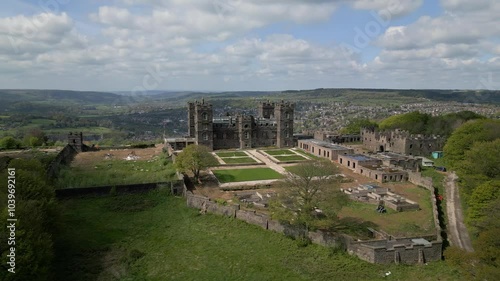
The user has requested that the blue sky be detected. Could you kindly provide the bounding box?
[0,0,498,91]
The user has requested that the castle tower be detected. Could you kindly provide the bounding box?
[275,101,294,148]
[238,115,254,149]
[193,99,213,150]
[187,102,196,137]
[68,132,84,152]
[258,101,275,118]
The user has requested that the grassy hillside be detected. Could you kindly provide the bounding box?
[54,190,461,281]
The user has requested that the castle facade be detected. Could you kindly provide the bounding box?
[361,128,445,156]
[187,100,294,150]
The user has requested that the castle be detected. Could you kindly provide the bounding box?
[361,128,445,156]
[187,99,294,150]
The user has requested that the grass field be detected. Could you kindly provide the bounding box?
[56,148,176,188]
[338,186,435,237]
[274,155,307,161]
[216,151,248,157]
[53,190,460,281]
[264,149,295,156]
[213,168,283,183]
[221,157,258,164]
[294,149,320,159]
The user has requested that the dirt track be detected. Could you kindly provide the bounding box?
[445,172,474,252]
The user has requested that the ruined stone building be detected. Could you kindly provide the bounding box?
[187,100,294,150]
[361,128,445,156]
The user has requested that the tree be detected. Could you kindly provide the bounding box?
[270,160,348,232]
[0,136,21,150]
[174,144,218,183]
[340,118,378,134]
[444,119,500,167]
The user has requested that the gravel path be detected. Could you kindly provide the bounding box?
[445,172,474,252]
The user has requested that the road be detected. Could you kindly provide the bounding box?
[445,172,474,252]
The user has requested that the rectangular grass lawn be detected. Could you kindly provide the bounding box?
[216,151,248,157]
[274,155,307,161]
[264,149,295,156]
[213,168,283,183]
[221,157,257,164]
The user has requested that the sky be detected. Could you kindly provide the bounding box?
[0,0,499,92]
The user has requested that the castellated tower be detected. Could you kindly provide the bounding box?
[275,101,294,148]
[190,99,214,150]
[258,101,275,118]
[238,115,254,149]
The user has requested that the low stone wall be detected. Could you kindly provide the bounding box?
[185,192,339,247]
[46,144,78,179]
[347,238,442,264]
[56,181,184,198]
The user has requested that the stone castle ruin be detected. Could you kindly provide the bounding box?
[361,128,445,156]
[187,99,294,150]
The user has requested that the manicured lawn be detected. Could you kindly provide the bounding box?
[338,186,435,237]
[213,168,283,183]
[222,157,258,164]
[216,151,248,157]
[274,155,307,161]
[294,149,320,159]
[53,190,460,281]
[264,149,295,156]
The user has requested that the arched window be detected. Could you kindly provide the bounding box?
[202,133,208,141]
[202,112,208,121]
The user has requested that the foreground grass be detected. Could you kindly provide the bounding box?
[213,168,283,183]
[54,190,460,281]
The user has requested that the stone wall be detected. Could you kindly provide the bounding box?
[408,171,433,190]
[55,181,184,198]
[347,238,442,264]
[46,144,78,179]
[185,192,339,247]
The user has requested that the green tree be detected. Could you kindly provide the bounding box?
[270,160,348,232]
[466,180,500,234]
[340,118,378,134]
[0,136,21,150]
[174,144,218,183]
[0,158,58,281]
[443,119,500,167]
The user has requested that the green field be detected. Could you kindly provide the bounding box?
[338,187,435,237]
[294,149,320,159]
[222,157,258,164]
[274,155,307,161]
[216,151,248,157]
[56,156,176,188]
[53,190,460,281]
[213,168,283,183]
[264,149,295,156]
